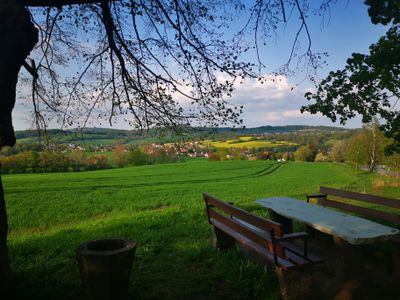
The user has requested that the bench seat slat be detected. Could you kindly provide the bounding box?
[212,218,311,267]
[208,209,276,252]
[234,218,320,265]
[210,219,295,269]
[279,241,323,264]
[283,250,310,266]
[320,186,400,209]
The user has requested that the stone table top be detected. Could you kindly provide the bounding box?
[256,197,400,245]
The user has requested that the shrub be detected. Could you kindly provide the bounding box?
[294,146,315,162]
[208,152,221,161]
[129,148,151,166]
[314,152,330,162]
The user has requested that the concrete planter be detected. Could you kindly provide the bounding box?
[76,238,137,300]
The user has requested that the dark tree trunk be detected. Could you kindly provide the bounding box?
[0,0,38,297]
[0,169,11,299]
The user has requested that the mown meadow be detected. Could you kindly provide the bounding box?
[3,160,399,299]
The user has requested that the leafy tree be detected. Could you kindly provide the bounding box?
[314,152,330,162]
[112,144,129,168]
[329,140,347,163]
[345,133,368,171]
[216,148,229,161]
[302,0,400,154]
[129,148,150,166]
[86,154,110,170]
[384,151,400,168]
[344,120,387,172]
[362,120,388,172]
[70,149,87,171]
[383,152,400,181]
[282,151,294,161]
[207,152,221,161]
[293,145,314,162]
[40,150,71,172]
[256,150,272,160]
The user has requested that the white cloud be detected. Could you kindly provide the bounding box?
[231,75,294,103]
[223,74,362,128]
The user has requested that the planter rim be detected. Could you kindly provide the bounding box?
[77,237,137,256]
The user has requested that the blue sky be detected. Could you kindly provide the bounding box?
[14,1,388,130]
[225,0,389,129]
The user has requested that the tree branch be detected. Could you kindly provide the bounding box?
[23,0,115,7]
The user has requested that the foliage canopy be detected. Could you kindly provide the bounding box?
[302,0,400,153]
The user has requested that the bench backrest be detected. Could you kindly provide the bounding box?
[317,186,400,224]
[203,193,285,261]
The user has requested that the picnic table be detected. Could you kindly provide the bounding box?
[255,197,399,245]
[256,197,400,296]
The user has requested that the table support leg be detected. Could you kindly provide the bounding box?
[268,209,293,233]
[333,236,364,299]
[391,240,400,281]
[275,265,315,300]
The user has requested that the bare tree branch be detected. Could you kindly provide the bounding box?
[23,0,115,7]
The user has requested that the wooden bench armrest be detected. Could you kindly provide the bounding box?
[278,232,309,260]
[206,202,234,208]
[306,194,326,202]
[278,232,309,242]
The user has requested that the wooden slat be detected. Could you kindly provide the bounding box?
[203,193,283,235]
[209,210,275,252]
[278,232,309,242]
[234,218,312,266]
[210,219,295,269]
[320,186,400,208]
[279,241,323,264]
[320,198,400,224]
[232,217,286,258]
[283,250,309,266]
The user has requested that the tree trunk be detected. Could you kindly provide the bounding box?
[0,169,11,299]
[0,1,38,297]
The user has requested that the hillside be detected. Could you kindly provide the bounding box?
[14,125,355,146]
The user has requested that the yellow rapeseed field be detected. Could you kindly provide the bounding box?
[203,136,297,148]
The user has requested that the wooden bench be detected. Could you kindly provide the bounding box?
[306,186,400,225]
[307,186,400,279]
[203,193,322,300]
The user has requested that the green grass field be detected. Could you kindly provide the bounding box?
[2,160,399,299]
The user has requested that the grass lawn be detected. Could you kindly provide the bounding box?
[2,160,399,299]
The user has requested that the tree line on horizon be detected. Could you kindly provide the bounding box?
[0,144,179,175]
[2,120,399,175]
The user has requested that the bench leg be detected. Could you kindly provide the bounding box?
[213,227,235,251]
[275,266,315,300]
[268,209,293,233]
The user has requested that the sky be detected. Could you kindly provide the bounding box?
[13,1,389,131]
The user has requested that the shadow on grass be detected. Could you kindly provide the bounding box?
[9,207,280,300]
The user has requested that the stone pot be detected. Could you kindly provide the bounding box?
[76,238,137,300]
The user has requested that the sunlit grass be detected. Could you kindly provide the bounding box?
[3,160,397,299]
